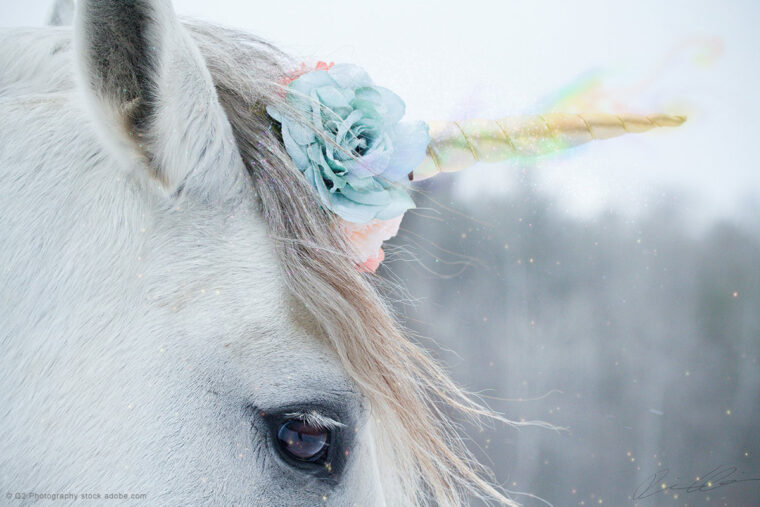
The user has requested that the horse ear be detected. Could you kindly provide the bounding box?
[74,0,244,197]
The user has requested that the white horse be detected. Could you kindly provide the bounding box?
[0,0,509,505]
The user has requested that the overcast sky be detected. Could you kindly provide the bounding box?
[3,0,759,224]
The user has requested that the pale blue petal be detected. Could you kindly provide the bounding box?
[289,69,335,96]
[345,172,384,193]
[307,143,346,192]
[265,105,284,123]
[336,109,364,146]
[333,185,415,223]
[328,63,373,89]
[330,197,380,223]
[304,164,332,206]
[316,86,352,112]
[374,186,416,220]
[382,121,430,181]
[340,183,392,206]
[353,87,405,125]
[281,124,310,169]
[309,90,323,130]
[286,120,316,146]
[343,136,392,177]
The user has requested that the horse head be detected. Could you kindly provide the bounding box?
[0,1,684,505]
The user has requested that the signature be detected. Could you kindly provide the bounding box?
[633,465,760,500]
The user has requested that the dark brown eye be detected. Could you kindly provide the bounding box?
[277,420,329,462]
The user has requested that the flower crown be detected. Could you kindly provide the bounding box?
[267,62,685,273]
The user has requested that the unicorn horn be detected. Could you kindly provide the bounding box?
[411,113,686,181]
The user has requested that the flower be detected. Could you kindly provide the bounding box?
[341,215,403,272]
[267,63,429,224]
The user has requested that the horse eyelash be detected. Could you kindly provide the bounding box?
[283,410,346,430]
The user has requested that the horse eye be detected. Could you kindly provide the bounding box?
[276,420,329,462]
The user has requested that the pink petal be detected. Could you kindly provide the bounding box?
[357,248,385,273]
[341,215,403,262]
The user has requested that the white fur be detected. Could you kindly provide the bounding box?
[0,4,387,505]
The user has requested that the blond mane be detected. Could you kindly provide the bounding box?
[186,22,519,506]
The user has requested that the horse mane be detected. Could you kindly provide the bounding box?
[185,22,516,506]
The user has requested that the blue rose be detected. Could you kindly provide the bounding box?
[267,64,429,224]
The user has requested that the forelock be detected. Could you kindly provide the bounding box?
[186,21,515,506]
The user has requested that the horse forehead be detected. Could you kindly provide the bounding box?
[153,204,282,291]
[151,206,342,358]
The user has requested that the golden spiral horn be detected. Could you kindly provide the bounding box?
[411,113,686,181]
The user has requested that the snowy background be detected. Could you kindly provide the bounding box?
[3,1,759,505]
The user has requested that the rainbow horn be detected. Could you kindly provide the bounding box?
[411,113,686,181]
